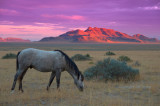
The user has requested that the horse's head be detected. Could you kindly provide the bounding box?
[74,73,84,91]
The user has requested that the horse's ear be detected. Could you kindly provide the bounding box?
[78,73,84,81]
[81,74,84,81]
[77,73,80,80]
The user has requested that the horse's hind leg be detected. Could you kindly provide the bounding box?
[47,71,56,91]
[18,69,28,92]
[11,70,23,92]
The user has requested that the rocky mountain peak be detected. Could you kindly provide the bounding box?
[40,27,159,43]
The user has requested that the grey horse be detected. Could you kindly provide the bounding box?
[11,48,84,92]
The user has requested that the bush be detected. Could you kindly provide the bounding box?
[85,54,91,58]
[117,56,132,62]
[71,54,92,61]
[132,61,141,67]
[2,53,17,59]
[89,61,94,64]
[84,58,139,81]
[105,51,116,56]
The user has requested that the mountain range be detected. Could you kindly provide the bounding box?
[0,37,30,42]
[40,27,159,43]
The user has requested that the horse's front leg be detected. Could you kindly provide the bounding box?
[47,71,56,91]
[56,69,61,90]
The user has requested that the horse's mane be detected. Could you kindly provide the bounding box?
[54,50,83,79]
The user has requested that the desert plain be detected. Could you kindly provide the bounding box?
[0,42,160,106]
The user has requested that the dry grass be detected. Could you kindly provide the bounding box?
[0,43,160,106]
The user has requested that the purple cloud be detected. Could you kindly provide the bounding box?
[42,14,86,21]
[0,9,19,15]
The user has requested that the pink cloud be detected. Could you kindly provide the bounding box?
[0,8,19,15]
[0,24,66,40]
[138,3,160,11]
[68,27,87,31]
[143,6,160,10]
[42,14,85,21]
[0,21,14,24]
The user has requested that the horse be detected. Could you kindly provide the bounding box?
[11,48,84,92]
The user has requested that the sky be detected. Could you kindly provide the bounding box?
[0,0,160,41]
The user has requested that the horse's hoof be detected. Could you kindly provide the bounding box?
[57,88,60,92]
[10,90,14,94]
[19,89,24,93]
[46,87,49,91]
[21,90,24,93]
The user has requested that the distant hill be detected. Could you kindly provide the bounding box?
[0,37,30,42]
[133,34,159,42]
[40,27,159,43]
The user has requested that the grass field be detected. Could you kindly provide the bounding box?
[0,43,160,106]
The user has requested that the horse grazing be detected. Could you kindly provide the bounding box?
[11,48,84,92]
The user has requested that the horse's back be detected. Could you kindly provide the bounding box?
[18,48,66,72]
[20,48,60,57]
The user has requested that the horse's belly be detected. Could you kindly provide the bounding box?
[39,69,51,72]
[35,67,52,72]
[32,62,54,72]
[34,68,52,72]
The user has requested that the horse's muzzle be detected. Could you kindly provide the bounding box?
[79,86,83,91]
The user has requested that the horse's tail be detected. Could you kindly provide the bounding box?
[16,51,21,71]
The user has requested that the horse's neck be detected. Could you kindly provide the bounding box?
[66,68,77,80]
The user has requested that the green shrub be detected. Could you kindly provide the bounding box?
[85,54,91,58]
[117,56,132,62]
[84,58,139,81]
[132,61,141,67]
[2,53,17,59]
[71,54,92,61]
[105,51,116,56]
[89,61,94,64]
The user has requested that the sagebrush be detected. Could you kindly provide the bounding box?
[84,58,139,81]
[132,61,141,67]
[105,51,116,56]
[117,55,132,62]
[2,53,17,59]
[71,54,91,61]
